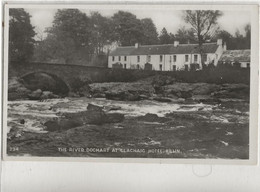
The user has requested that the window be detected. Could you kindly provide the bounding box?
[137,64,140,69]
[112,56,115,61]
[159,64,163,71]
[119,56,121,61]
[124,64,127,69]
[124,56,127,61]
[173,55,177,62]
[147,55,151,62]
[194,55,198,63]
[169,56,172,63]
[160,55,163,62]
[172,65,176,71]
[185,55,189,62]
[247,63,250,68]
[137,56,140,62]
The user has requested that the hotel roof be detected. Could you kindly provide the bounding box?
[219,49,250,62]
[109,42,219,56]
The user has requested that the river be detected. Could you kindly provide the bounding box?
[6,97,249,159]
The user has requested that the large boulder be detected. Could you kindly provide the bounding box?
[44,119,82,131]
[40,91,59,100]
[90,82,154,101]
[106,113,125,123]
[45,104,125,131]
[138,75,176,86]
[69,77,91,97]
[191,83,221,95]
[28,89,42,100]
[163,83,193,99]
[137,113,171,123]
[213,84,249,99]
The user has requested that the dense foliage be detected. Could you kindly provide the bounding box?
[9,8,35,62]
[10,9,251,65]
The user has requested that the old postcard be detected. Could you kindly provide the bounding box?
[2,3,258,164]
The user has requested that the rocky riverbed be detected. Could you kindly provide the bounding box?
[6,74,250,159]
[7,97,249,159]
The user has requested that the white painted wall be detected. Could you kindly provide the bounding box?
[108,43,225,71]
[241,62,250,68]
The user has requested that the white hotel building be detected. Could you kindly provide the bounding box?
[108,39,226,71]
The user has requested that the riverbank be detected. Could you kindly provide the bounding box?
[8,74,249,103]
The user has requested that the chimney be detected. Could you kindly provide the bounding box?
[217,39,223,46]
[174,41,179,47]
[135,43,139,48]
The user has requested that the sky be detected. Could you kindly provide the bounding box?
[25,8,251,40]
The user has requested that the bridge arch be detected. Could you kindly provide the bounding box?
[21,71,70,95]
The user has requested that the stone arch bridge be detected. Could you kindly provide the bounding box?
[9,62,112,91]
[8,62,161,93]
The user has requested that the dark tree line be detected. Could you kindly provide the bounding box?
[9,8,35,62]
[213,25,251,50]
[9,8,251,65]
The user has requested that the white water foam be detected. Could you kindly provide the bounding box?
[7,98,213,133]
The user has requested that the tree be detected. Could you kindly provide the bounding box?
[214,24,251,50]
[35,9,93,64]
[159,27,174,44]
[90,12,114,54]
[175,26,196,44]
[213,30,232,49]
[9,8,36,62]
[141,18,159,45]
[183,10,222,65]
[112,11,144,46]
[244,24,251,49]
[47,9,92,50]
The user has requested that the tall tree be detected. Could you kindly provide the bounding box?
[213,30,233,49]
[244,24,251,49]
[159,27,174,44]
[112,11,144,46]
[37,9,93,64]
[90,12,114,54]
[141,18,159,45]
[47,9,92,50]
[9,8,36,62]
[175,26,196,44]
[183,10,222,65]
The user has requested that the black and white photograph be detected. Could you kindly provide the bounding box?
[2,3,258,163]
